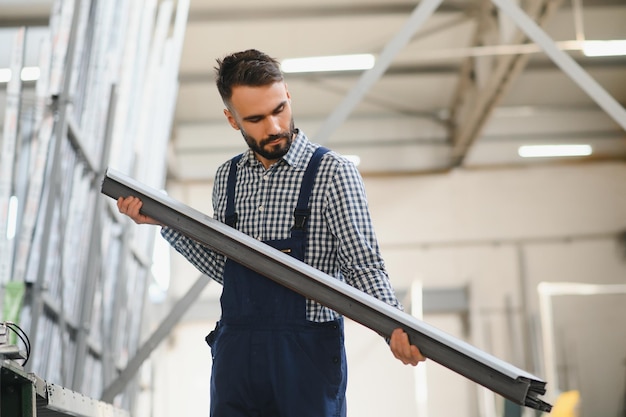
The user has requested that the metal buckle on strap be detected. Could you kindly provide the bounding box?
[292,208,310,230]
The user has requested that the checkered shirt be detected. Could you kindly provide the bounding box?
[161,130,402,322]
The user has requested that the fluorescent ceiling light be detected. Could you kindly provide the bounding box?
[582,40,626,57]
[0,66,41,83]
[0,68,10,83]
[21,66,41,81]
[518,144,592,158]
[281,54,375,73]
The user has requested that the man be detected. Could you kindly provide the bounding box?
[118,49,424,417]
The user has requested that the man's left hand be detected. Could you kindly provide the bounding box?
[390,328,426,366]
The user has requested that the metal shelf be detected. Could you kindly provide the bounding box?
[2,360,129,417]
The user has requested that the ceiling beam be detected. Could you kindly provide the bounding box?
[187,3,473,23]
[313,0,445,144]
[0,1,621,27]
[448,0,564,167]
[447,0,494,148]
[173,128,625,154]
[177,56,626,84]
[493,0,626,131]
[185,0,622,23]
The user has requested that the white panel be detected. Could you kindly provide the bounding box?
[424,315,475,417]
[344,318,418,417]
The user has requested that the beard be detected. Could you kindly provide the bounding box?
[241,119,296,161]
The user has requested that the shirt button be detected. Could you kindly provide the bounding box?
[263,175,269,181]
[258,205,264,212]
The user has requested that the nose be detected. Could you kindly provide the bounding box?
[265,115,282,135]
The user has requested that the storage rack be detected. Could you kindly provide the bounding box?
[0,0,187,412]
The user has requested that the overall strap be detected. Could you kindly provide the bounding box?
[225,153,243,227]
[292,147,330,231]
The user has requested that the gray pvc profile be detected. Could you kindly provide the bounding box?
[101,168,552,412]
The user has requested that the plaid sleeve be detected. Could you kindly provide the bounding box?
[324,159,403,311]
[161,227,226,285]
[158,161,230,285]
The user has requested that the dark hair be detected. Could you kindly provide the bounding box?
[215,49,284,105]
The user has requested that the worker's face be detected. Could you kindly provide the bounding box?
[225,82,296,168]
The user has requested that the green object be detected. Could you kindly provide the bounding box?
[3,281,26,344]
[1,362,36,417]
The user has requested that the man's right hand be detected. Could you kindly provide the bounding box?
[117,196,163,226]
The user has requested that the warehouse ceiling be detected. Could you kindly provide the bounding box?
[2,0,626,180]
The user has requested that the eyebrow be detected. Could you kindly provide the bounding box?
[242,100,287,122]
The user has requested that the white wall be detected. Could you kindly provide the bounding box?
[143,161,626,417]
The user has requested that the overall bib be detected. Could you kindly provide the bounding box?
[207,147,347,417]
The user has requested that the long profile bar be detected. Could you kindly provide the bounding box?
[101,168,552,412]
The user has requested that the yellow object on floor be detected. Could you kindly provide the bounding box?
[549,390,580,417]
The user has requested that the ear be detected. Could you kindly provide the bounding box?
[224,109,240,130]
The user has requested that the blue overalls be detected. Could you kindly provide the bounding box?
[207,147,348,417]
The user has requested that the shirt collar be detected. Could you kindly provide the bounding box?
[282,129,309,170]
[239,129,310,171]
